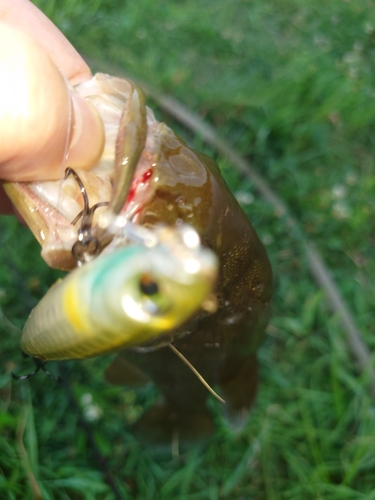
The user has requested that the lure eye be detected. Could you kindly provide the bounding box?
[138,274,171,315]
[139,274,159,296]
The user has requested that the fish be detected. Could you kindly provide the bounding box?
[4,74,273,443]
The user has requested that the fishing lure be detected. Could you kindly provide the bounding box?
[19,224,217,360]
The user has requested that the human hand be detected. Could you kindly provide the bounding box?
[0,0,105,214]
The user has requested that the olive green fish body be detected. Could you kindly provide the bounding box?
[106,126,273,441]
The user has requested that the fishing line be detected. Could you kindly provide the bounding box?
[168,344,225,404]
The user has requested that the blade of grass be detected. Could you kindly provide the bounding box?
[15,404,42,499]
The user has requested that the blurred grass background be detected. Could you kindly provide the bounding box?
[1,0,375,498]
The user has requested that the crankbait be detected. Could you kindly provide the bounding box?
[19,225,217,360]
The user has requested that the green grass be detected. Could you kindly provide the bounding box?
[1,0,375,498]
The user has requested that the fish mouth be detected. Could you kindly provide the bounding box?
[4,170,114,270]
[3,74,160,270]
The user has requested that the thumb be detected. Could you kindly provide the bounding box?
[0,23,104,182]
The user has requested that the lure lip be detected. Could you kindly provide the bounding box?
[148,224,218,283]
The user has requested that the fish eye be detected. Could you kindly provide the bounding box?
[139,274,159,296]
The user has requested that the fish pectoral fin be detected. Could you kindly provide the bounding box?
[104,353,150,387]
[133,404,214,447]
[219,354,259,432]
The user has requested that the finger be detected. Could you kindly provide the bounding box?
[0,23,104,181]
[0,0,91,84]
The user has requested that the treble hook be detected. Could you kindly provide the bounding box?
[64,168,109,264]
[11,352,61,382]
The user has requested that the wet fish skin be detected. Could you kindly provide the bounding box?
[106,126,272,442]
